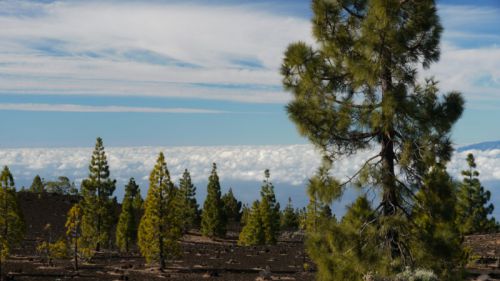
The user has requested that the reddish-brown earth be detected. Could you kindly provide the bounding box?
[4,192,499,280]
[2,192,313,280]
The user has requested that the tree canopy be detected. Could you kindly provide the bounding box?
[0,166,25,279]
[116,178,143,253]
[201,163,226,238]
[456,153,498,234]
[281,0,464,279]
[80,137,117,253]
[138,152,182,270]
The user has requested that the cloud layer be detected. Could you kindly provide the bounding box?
[0,103,224,113]
[0,2,498,108]
[3,144,500,217]
[2,144,499,190]
[0,0,311,103]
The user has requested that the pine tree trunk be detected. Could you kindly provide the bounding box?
[74,233,79,271]
[159,184,165,271]
[96,176,101,252]
[96,213,101,252]
[381,67,400,259]
[0,257,3,281]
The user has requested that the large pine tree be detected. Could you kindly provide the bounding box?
[281,0,464,279]
[456,153,498,234]
[116,178,143,253]
[0,166,25,280]
[178,169,199,232]
[138,153,182,270]
[80,137,116,253]
[201,163,226,238]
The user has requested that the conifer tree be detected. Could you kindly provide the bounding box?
[178,169,199,232]
[456,153,498,234]
[238,201,265,246]
[66,204,82,271]
[222,188,242,223]
[80,137,116,253]
[281,0,464,279]
[29,175,44,193]
[240,204,250,226]
[46,176,78,195]
[138,153,182,270]
[412,164,464,278]
[201,163,226,238]
[259,169,280,244]
[116,178,143,253]
[281,197,299,231]
[0,166,25,280]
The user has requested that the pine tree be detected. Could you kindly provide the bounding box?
[46,176,78,195]
[178,169,199,232]
[222,188,242,223]
[456,153,498,234]
[201,163,226,238]
[307,196,381,280]
[29,175,44,193]
[259,169,280,244]
[412,164,464,279]
[281,197,299,231]
[281,0,464,279]
[238,201,265,246]
[0,166,25,280]
[240,204,250,226]
[138,152,182,270]
[116,178,143,253]
[66,204,82,271]
[37,224,68,266]
[80,137,116,253]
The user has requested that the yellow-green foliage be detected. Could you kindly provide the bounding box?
[37,239,68,264]
[138,152,182,269]
[65,204,83,270]
[259,170,280,245]
[238,201,264,246]
[239,170,281,246]
[0,166,25,271]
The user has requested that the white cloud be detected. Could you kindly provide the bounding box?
[421,4,500,107]
[423,44,500,107]
[0,1,311,103]
[3,144,499,189]
[0,145,321,188]
[0,1,498,107]
[0,103,224,113]
[2,144,500,217]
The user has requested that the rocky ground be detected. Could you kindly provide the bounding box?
[4,192,499,280]
[3,233,314,281]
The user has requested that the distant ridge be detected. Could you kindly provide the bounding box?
[457,140,500,152]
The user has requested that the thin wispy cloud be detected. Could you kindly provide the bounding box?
[0,0,311,103]
[0,103,224,113]
[420,4,500,107]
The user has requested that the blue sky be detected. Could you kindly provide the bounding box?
[0,0,499,148]
[1,0,500,216]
